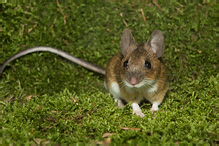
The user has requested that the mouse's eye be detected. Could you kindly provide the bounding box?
[145,61,151,69]
[123,60,128,67]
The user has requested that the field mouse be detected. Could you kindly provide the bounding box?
[0,28,168,118]
[105,28,168,117]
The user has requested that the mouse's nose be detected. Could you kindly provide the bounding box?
[130,76,138,85]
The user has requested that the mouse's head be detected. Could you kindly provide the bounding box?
[120,28,164,88]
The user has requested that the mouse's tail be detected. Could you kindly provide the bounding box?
[0,46,106,76]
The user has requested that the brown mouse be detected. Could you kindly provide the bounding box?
[0,28,168,118]
[105,28,168,117]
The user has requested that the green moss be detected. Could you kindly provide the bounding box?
[0,1,217,144]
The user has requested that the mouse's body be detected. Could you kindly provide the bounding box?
[105,29,168,117]
[0,28,168,118]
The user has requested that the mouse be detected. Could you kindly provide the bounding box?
[0,28,168,118]
[105,28,168,118]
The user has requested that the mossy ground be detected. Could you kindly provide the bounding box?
[0,1,217,144]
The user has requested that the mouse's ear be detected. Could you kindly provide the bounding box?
[121,28,136,56]
[146,30,164,58]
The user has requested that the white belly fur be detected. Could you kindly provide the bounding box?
[109,82,121,99]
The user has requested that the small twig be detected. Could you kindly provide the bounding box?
[57,0,64,16]
[120,12,128,27]
[176,2,183,8]
[197,3,203,7]
[46,117,58,123]
[50,18,57,29]
[102,133,116,138]
[33,105,40,112]
[21,24,24,36]
[72,108,101,121]
[3,95,14,102]
[63,15,67,25]
[57,0,67,25]
[145,0,149,5]
[120,127,141,131]
[152,0,162,10]
[190,35,194,42]
[140,8,147,24]
[41,125,55,132]
[123,19,128,27]
[50,18,57,36]
[28,23,38,33]
[71,97,78,105]
[51,111,58,113]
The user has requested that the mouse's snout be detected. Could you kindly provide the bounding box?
[124,71,145,87]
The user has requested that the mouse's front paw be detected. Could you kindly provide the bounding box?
[150,106,159,114]
[150,102,159,114]
[133,110,145,118]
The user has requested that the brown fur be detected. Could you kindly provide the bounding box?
[105,28,168,117]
